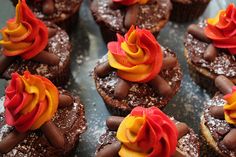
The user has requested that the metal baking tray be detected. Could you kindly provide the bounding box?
[0,0,234,156]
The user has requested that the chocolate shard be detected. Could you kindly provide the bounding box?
[209,106,224,120]
[48,27,57,38]
[176,122,189,139]
[223,128,236,150]
[41,120,65,149]
[149,75,172,97]
[162,56,177,70]
[42,0,55,15]
[124,4,139,29]
[108,0,122,9]
[31,50,60,66]
[187,24,211,43]
[172,148,185,157]
[0,130,28,154]
[59,94,73,108]
[204,44,218,62]
[0,55,14,74]
[114,78,130,100]
[95,61,114,78]
[96,141,121,157]
[215,75,234,95]
[106,116,124,131]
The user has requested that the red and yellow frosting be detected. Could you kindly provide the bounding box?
[0,0,48,60]
[108,26,163,83]
[224,86,236,125]
[4,71,59,133]
[112,0,149,5]
[117,107,178,157]
[204,3,236,55]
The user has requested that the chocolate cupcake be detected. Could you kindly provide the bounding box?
[184,4,236,94]
[170,0,210,22]
[94,26,182,116]
[11,0,83,33]
[90,0,172,43]
[0,0,71,86]
[200,75,236,156]
[96,107,200,157]
[0,71,86,156]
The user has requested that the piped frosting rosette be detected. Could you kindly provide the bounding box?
[224,86,236,125]
[112,0,149,5]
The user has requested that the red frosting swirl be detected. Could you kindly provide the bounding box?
[204,3,236,55]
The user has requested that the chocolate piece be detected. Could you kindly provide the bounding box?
[149,75,172,97]
[0,130,28,154]
[42,0,55,15]
[48,27,57,38]
[108,0,121,9]
[41,120,65,149]
[95,61,114,78]
[114,79,130,99]
[162,56,177,70]
[209,106,224,120]
[176,122,189,139]
[187,24,211,43]
[0,55,14,74]
[204,44,218,62]
[172,148,185,157]
[31,50,60,66]
[124,4,139,29]
[215,75,234,95]
[59,94,73,108]
[96,141,121,157]
[106,116,124,131]
[223,129,236,150]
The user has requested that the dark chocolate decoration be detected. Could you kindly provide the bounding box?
[108,0,121,9]
[0,55,14,74]
[215,75,234,95]
[41,120,65,149]
[209,106,224,120]
[95,61,114,78]
[0,130,28,154]
[59,94,73,108]
[187,24,211,43]
[106,116,124,131]
[124,4,139,29]
[223,128,236,150]
[204,44,218,62]
[31,50,60,66]
[42,0,55,15]
[114,78,130,99]
[176,122,189,139]
[172,148,185,157]
[162,56,177,70]
[96,141,121,157]
[149,75,172,97]
[48,27,57,38]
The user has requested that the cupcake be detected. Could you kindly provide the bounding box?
[201,75,236,156]
[96,106,200,157]
[90,0,172,43]
[0,71,86,156]
[0,0,71,86]
[11,0,83,33]
[170,0,210,22]
[184,4,236,94]
[94,26,182,116]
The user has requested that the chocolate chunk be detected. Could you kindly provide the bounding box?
[41,120,65,149]
[114,78,130,100]
[215,75,234,95]
[187,24,211,43]
[209,106,224,120]
[149,75,172,97]
[162,56,177,70]
[95,61,114,78]
[31,50,60,66]
[108,0,122,9]
[42,0,55,15]
[223,129,236,150]
[204,44,218,62]
[59,94,73,108]
[176,122,189,139]
[0,130,28,154]
[48,27,57,38]
[96,141,121,157]
[0,55,14,74]
[106,116,124,131]
[124,4,139,29]
[172,148,185,157]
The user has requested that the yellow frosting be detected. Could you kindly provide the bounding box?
[224,90,236,125]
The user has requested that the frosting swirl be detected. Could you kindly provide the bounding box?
[0,0,48,60]
[116,107,178,157]
[108,26,163,83]
[4,71,59,133]
[112,0,149,5]
[224,86,236,125]
[204,3,236,55]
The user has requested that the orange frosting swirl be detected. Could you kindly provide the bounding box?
[112,0,149,5]
[108,26,163,83]
[224,86,236,125]
[4,71,59,133]
[204,3,236,55]
[117,107,178,157]
[0,0,48,59]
